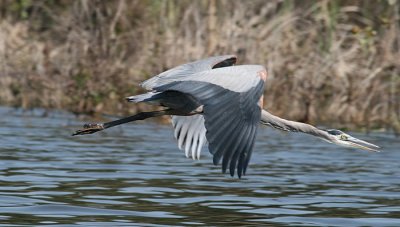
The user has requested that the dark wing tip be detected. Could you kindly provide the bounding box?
[212,57,237,69]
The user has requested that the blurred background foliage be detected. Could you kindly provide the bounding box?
[0,0,399,132]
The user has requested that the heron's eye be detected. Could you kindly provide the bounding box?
[340,134,347,140]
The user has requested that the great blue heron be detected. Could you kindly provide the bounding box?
[73,55,379,178]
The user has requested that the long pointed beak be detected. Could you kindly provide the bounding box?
[346,136,380,152]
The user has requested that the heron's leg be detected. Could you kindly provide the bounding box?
[72,109,186,136]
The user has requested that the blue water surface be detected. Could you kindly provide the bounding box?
[0,106,399,226]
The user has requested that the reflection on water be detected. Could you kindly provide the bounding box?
[0,106,399,226]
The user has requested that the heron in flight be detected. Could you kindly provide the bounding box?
[73,55,380,178]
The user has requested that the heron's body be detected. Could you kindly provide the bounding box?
[128,56,266,177]
[73,55,380,178]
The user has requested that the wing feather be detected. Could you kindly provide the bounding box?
[172,115,207,159]
[178,65,265,93]
[237,125,257,177]
[141,55,236,90]
[155,79,264,177]
[217,118,244,171]
[209,114,243,164]
[228,123,253,177]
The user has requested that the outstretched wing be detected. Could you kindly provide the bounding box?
[172,115,206,160]
[142,55,236,159]
[154,65,265,177]
[141,55,237,90]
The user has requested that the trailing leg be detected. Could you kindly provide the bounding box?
[72,109,186,136]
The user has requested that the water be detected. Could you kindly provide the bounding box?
[0,106,399,226]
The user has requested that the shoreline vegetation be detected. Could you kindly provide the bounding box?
[0,1,399,132]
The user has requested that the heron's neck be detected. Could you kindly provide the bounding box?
[260,109,332,141]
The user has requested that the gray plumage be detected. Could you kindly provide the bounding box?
[136,55,239,162]
[141,55,237,90]
[130,57,266,177]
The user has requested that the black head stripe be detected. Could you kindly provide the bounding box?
[326,129,343,135]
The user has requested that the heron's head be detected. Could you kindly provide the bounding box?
[325,129,380,152]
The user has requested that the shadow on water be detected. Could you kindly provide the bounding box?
[0,106,399,226]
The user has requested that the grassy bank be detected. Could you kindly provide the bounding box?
[0,0,399,132]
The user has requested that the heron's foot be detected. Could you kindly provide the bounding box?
[72,123,105,136]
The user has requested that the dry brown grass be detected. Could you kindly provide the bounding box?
[0,0,399,132]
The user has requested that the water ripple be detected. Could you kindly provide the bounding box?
[0,106,399,226]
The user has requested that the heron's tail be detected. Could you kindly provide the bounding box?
[126,91,162,103]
